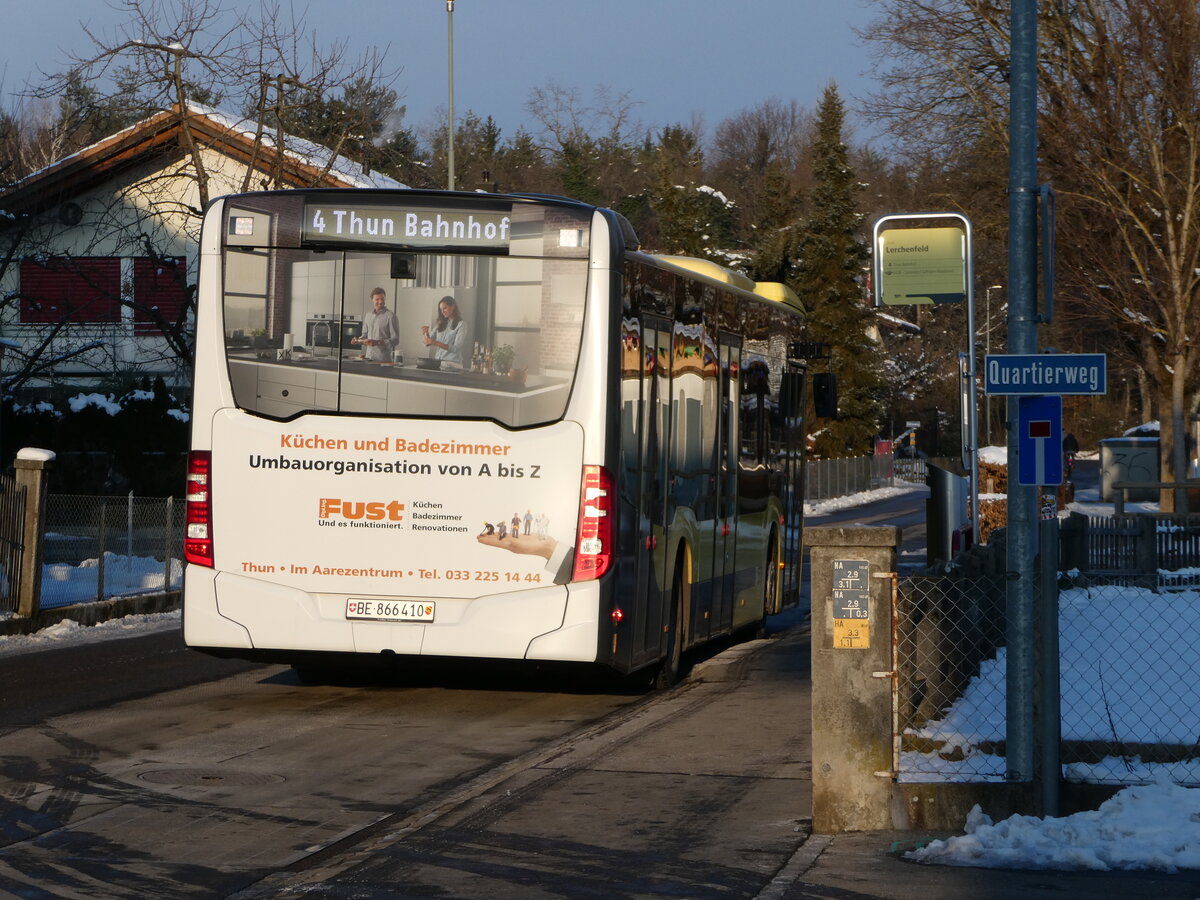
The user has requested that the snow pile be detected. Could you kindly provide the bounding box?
[978,445,1008,465]
[804,483,925,515]
[0,610,181,658]
[908,779,1200,872]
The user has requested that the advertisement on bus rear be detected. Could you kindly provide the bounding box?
[211,412,585,598]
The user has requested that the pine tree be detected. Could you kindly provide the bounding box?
[649,124,734,258]
[794,85,884,457]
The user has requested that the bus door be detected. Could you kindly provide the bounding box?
[634,318,672,666]
[780,362,807,604]
[712,336,742,635]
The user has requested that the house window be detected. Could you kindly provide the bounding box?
[19,258,121,324]
[133,257,187,334]
[18,256,188,333]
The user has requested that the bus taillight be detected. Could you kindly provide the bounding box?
[572,465,614,581]
[184,451,214,567]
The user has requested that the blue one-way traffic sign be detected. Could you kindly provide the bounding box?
[985,353,1107,395]
[1017,395,1063,486]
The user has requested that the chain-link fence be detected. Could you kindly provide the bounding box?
[41,494,184,610]
[895,523,1200,788]
[1058,573,1200,787]
[895,572,1009,783]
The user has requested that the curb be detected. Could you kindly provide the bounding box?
[0,590,181,637]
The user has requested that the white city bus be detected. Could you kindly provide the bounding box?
[183,188,810,685]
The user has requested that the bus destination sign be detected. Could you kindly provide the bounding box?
[302,203,513,251]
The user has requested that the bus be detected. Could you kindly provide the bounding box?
[183,188,811,686]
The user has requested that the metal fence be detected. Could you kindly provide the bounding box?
[803,453,958,501]
[805,454,894,501]
[41,494,184,610]
[895,514,1200,788]
[0,472,26,614]
[1056,574,1200,786]
[895,572,1009,783]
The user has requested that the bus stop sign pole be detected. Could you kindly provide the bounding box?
[1006,0,1040,796]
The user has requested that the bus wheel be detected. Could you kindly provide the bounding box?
[757,531,780,639]
[654,557,687,690]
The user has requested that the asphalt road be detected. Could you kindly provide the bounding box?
[0,484,932,898]
[0,629,655,898]
[806,483,929,564]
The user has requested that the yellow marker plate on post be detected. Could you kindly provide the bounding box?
[833,618,870,649]
[832,559,871,649]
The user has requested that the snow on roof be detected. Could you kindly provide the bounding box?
[4,101,405,195]
[875,310,922,333]
[188,102,404,190]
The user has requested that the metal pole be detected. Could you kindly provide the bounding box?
[165,496,174,592]
[985,287,991,445]
[964,228,979,547]
[1006,0,1039,786]
[446,0,456,190]
[1038,497,1061,815]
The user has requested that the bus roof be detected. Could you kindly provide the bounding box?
[647,255,804,316]
[753,281,805,313]
[651,255,756,292]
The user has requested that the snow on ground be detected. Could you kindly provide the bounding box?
[0,552,183,657]
[901,451,1200,871]
[0,609,180,658]
[804,482,926,515]
[40,551,183,609]
[908,779,1200,872]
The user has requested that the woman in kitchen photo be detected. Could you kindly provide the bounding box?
[421,295,468,367]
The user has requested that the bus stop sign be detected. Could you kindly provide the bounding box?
[1017,395,1063,486]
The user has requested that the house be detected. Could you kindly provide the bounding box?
[0,103,404,394]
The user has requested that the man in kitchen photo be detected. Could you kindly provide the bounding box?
[353,286,400,361]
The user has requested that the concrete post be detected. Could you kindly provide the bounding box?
[808,525,901,832]
[14,448,54,618]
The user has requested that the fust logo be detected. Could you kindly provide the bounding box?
[319,498,406,521]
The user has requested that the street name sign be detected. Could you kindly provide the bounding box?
[984,353,1107,396]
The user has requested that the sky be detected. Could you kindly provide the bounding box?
[4,448,1200,873]
[0,0,882,144]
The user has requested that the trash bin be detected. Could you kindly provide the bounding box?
[927,463,969,564]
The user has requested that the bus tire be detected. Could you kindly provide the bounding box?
[654,555,688,690]
[757,530,780,639]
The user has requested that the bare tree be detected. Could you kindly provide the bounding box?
[862,0,1200,506]
[524,81,649,208]
[2,0,398,391]
[709,97,814,244]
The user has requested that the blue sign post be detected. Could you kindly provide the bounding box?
[1017,395,1063,486]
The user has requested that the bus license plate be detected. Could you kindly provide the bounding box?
[346,599,435,622]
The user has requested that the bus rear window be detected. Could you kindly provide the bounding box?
[222,248,587,427]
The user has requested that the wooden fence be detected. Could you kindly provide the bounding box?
[1060,511,1200,581]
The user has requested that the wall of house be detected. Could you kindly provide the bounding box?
[0,146,276,394]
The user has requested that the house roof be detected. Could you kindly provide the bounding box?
[0,102,404,217]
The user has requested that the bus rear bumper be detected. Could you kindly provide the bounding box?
[184,569,599,663]
[182,566,255,650]
[525,580,601,662]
